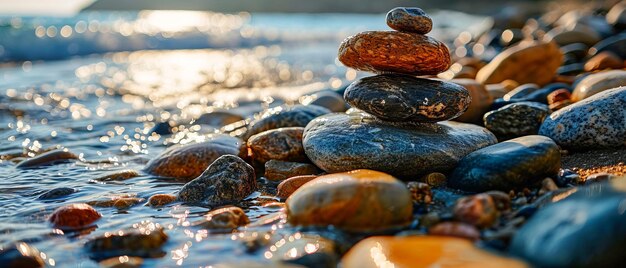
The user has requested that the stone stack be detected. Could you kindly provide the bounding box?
[302,7,498,179]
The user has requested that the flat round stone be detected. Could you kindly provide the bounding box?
[338,31,450,75]
[344,75,470,122]
[386,7,432,34]
[303,112,497,179]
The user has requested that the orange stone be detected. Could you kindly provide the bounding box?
[453,194,499,228]
[286,169,412,232]
[147,194,177,207]
[49,203,101,229]
[341,236,528,268]
[338,31,451,75]
[276,175,318,199]
[193,206,250,230]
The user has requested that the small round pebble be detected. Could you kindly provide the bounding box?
[453,194,499,228]
[49,203,101,230]
[192,206,250,230]
[147,194,177,207]
[386,7,432,34]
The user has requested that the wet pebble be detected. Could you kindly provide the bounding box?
[88,197,144,210]
[192,206,249,230]
[85,221,167,261]
[571,70,626,101]
[146,194,177,207]
[49,203,101,230]
[451,79,493,124]
[429,222,480,241]
[178,155,256,206]
[38,187,77,199]
[93,170,140,182]
[449,135,561,192]
[453,194,498,228]
[144,134,246,180]
[421,172,447,187]
[16,149,78,169]
[305,90,348,112]
[344,74,470,122]
[276,175,318,199]
[286,169,413,232]
[483,101,550,139]
[407,181,432,204]
[264,160,321,182]
[584,51,623,71]
[386,7,432,34]
[0,243,45,268]
[539,87,626,149]
[242,105,330,141]
[247,127,306,164]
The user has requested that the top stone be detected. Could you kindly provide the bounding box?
[386,7,433,34]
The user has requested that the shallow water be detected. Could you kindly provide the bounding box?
[0,10,487,266]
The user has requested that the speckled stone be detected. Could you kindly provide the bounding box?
[192,206,250,230]
[449,135,561,192]
[0,243,45,268]
[49,203,102,230]
[338,31,450,75]
[483,102,550,139]
[16,149,78,169]
[344,75,470,122]
[342,236,528,268]
[386,7,432,34]
[451,79,493,124]
[539,87,626,149]
[144,134,246,181]
[303,112,497,179]
[147,194,177,207]
[476,41,562,86]
[510,179,626,267]
[242,105,330,141]
[85,221,168,261]
[178,155,256,206]
[247,127,306,164]
[571,70,626,101]
[286,169,413,232]
[264,160,321,181]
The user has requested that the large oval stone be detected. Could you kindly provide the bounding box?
[476,41,562,86]
[344,75,470,122]
[338,31,450,75]
[510,179,626,267]
[286,169,412,232]
[571,70,626,101]
[386,7,432,34]
[145,134,246,180]
[539,87,626,149]
[449,135,561,192]
[303,112,497,179]
[342,236,528,268]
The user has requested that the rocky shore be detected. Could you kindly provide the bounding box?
[2,1,626,267]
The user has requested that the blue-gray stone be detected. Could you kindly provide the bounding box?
[448,135,561,192]
[302,112,497,179]
[510,179,626,267]
[539,87,626,149]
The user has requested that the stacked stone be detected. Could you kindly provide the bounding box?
[302,7,498,180]
[339,7,470,123]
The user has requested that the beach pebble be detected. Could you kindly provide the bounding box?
[483,101,550,139]
[265,233,338,268]
[144,134,246,180]
[16,149,78,169]
[449,135,561,192]
[342,236,528,267]
[147,194,177,207]
[539,87,626,149]
[338,31,450,75]
[476,41,562,86]
[192,206,249,230]
[547,89,572,105]
[571,70,626,101]
[85,221,168,261]
[407,181,432,204]
[584,51,623,71]
[276,175,318,199]
[242,105,330,141]
[453,194,499,228]
[49,203,101,230]
[429,222,480,241]
[93,170,140,182]
[88,197,144,210]
[247,127,306,164]
[386,7,432,34]
[421,172,447,187]
[544,26,601,47]
[503,84,540,101]
[0,243,45,268]
[38,187,77,199]
[590,33,626,59]
[286,169,412,232]
[305,90,348,112]
[510,180,626,267]
[178,155,256,206]
[303,112,497,179]
[344,74,470,122]
[264,160,321,182]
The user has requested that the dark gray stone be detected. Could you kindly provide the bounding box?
[178,155,256,206]
[539,87,626,150]
[343,75,470,122]
[483,101,550,139]
[590,33,626,59]
[38,187,77,199]
[386,7,432,34]
[510,179,626,267]
[16,149,78,169]
[0,243,44,268]
[242,105,330,141]
[448,135,561,192]
[302,112,497,179]
[85,222,168,261]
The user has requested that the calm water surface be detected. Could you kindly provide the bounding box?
[0,10,486,266]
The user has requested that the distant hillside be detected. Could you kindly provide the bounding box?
[84,0,550,14]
